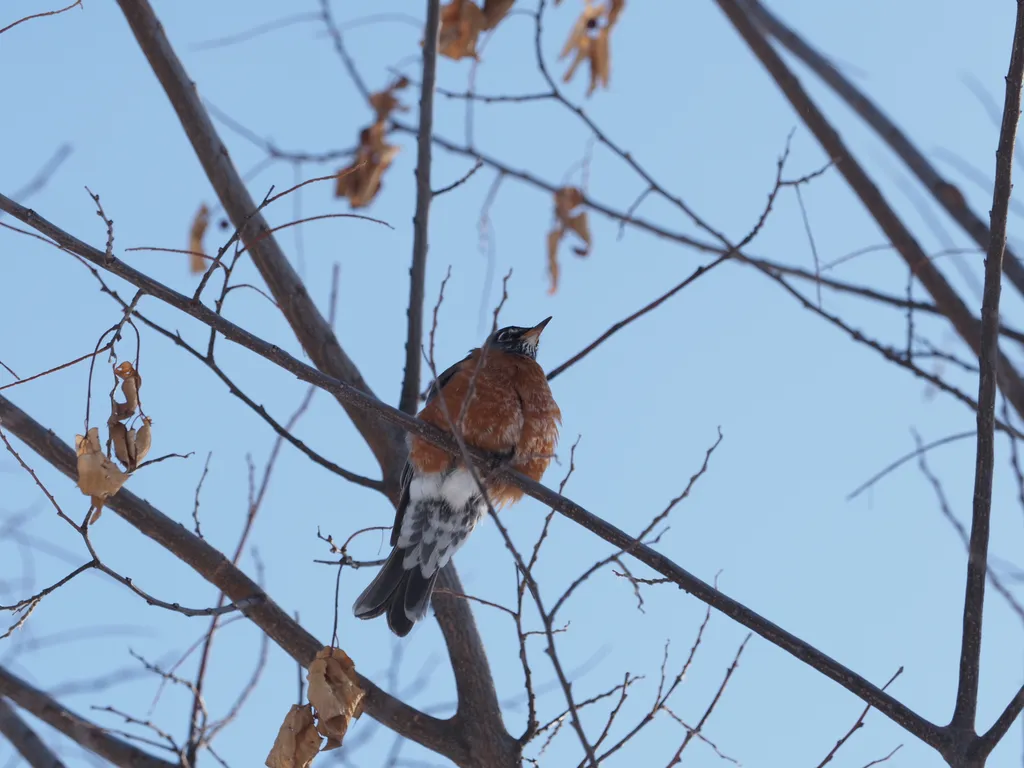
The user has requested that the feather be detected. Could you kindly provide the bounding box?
[353,469,484,636]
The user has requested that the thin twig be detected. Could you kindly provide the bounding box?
[0,0,81,35]
[0,201,944,749]
[814,668,903,767]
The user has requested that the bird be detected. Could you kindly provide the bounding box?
[353,317,561,636]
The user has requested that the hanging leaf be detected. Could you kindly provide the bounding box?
[559,0,624,96]
[335,124,401,209]
[439,0,486,60]
[75,427,129,517]
[546,186,592,293]
[110,361,142,422]
[368,76,410,122]
[188,204,210,274]
[306,647,365,749]
[335,79,408,209]
[482,0,515,29]
[265,704,322,768]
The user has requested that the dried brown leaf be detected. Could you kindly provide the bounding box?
[588,26,610,95]
[547,187,592,293]
[188,204,210,275]
[607,0,625,27]
[560,1,620,95]
[111,362,142,422]
[111,416,153,472]
[133,417,152,467]
[110,422,130,466]
[75,427,128,513]
[547,228,563,294]
[482,0,515,29]
[307,647,364,749]
[554,187,591,249]
[368,77,409,122]
[559,1,601,60]
[335,124,400,209]
[265,704,322,768]
[439,0,486,60]
[562,39,590,85]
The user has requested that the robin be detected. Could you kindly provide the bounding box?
[353,317,561,636]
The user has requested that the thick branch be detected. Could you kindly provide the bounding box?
[113,0,406,480]
[0,669,174,768]
[399,0,441,415]
[103,9,511,745]
[716,0,1024,421]
[951,0,1024,738]
[738,0,1024,301]
[432,566,520,764]
[4,192,517,763]
[0,397,471,766]
[0,697,66,768]
[0,198,943,750]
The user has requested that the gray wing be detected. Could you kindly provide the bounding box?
[390,353,471,547]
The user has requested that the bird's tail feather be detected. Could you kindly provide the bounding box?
[352,547,438,637]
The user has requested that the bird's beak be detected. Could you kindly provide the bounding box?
[523,316,552,341]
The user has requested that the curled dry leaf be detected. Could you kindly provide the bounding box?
[368,76,409,122]
[336,79,408,209]
[188,203,210,274]
[306,647,364,749]
[75,427,129,514]
[439,0,486,60]
[482,0,515,30]
[265,704,322,768]
[111,417,153,472]
[110,422,130,466]
[560,0,624,96]
[547,186,592,293]
[134,417,152,465]
[111,361,142,422]
[335,125,400,209]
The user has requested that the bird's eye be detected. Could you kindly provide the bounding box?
[497,329,513,343]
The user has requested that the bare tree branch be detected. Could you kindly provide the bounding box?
[399,0,441,415]
[715,0,1024,422]
[950,0,1024,744]
[0,697,66,768]
[113,0,406,483]
[976,683,1024,758]
[0,0,80,36]
[0,667,175,768]
[0,201,943,751]
[737,0,1024,300]
[0,397,474,765]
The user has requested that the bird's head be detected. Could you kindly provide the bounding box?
[486,317,552,360]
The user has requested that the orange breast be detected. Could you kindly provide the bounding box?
[408,350,561,508]
[409,350,524,475]
[492,357,561,506]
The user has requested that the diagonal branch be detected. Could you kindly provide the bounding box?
[0,669,175,768]
[737,0,1024,301]
[399,0,441,415]
[0,396,474,766]
[975,683,1024,759]
[715,0,1024,422]
[0,697,67,768]
[106,7,512,753]
[0,199,944,751]
[950,0,1024,738]
[113,0,406,482]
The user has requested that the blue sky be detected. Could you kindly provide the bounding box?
[3,0,1024,766]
